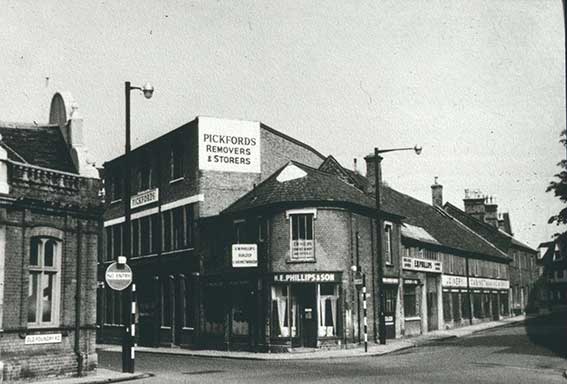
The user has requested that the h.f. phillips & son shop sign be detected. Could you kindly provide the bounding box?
[198,116,261,173]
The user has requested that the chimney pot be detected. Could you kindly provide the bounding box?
[431,177,443,206]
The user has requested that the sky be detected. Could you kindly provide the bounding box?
[0,0,565,248]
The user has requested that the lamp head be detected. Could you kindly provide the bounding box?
[142,82,154,99]
[414,145,423,155]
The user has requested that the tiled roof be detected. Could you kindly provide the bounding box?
[320,156,509,260]
[223,161,401,218]
[0,123,76,173]
[401,223,440,245]
[382,187,510,261]
[444,202,536,254]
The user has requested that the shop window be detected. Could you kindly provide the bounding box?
[403,284,419,317]
[170,145,183,181]
[161,276,173,328]
[231,284,250,336]
[318,284,338,337]
[461,292,471,320]
[384,224,393,265]
[28,238,61,326]
[204,284,225,335]
[500,293,509,316]
[289,212,314,261]
[473,293,482,318]
[482,293,491,317]
[271,286,297,337]
[452,292,461,321]
[182,276,195,329]
[104,288,123,325]
[443,292,452,322]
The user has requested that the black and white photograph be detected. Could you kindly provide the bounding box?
[0,1,566,383]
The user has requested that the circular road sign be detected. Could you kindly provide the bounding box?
[105,262,133,291]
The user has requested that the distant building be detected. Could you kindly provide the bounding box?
[444,190,538,314]
[537,236,567,309]
[0,93,101,381]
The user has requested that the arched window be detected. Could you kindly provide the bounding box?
[28,237,61,327]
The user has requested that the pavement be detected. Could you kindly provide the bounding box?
[33,315,533,384]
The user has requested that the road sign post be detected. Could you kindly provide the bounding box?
[105,261,135,373]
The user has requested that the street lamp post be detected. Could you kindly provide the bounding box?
[122,81,154,373]
[374,145,421,345]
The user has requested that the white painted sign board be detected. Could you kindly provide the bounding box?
[198,116,261,173]
[232,244,258,268]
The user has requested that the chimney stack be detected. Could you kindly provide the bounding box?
[431,177,443,206]
[463,189,486,223]
[484,196,498,228]
[364,153,382,194]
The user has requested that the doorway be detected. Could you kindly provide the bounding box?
[295,285,317,347]
[384,286,397,339]
[426,275,438,331]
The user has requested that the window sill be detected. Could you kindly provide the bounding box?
[385,262,394,267]
[286,259,316,264]
[110,199,122,205]
[169,177,184,184]
[27,323,61,329]
[404,316,421,321]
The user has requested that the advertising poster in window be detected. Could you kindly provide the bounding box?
[198,116,261,173]
[291,239,314,260]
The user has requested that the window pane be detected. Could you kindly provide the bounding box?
[44,240,56,267]
[291,216,298,240]
[41,273,54,322]
[28,273,39,323]
[151,214,160,253]
[298,215,306,239]
[306,215,313,240]
[140,217,150,255]
[185,205,193,247]
[30,238,40,266]
[163,212,172,252]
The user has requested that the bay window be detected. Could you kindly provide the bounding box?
[271,286,297,337]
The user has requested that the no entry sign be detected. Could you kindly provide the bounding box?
[105,262,133,291]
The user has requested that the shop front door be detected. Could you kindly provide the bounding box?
[296,285,317,348]
[138,276,160,347]
[384,286,397,339]
[426,275,438,331]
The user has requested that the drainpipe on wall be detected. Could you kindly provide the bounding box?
[75,220,84,376]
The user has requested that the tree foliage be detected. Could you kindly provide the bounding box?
[547,130,567,225]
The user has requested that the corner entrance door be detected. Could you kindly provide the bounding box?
[296,285,317,348]
[383,286,397,339]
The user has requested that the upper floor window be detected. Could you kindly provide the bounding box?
[170,145,184,181]
[138,161,152,191]
[28,237,61,327]
[111,174,123,201]
[234,220,246,244]
[384,223,393,265]
[287,209,316,261]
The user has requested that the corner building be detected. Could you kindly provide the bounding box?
[97,117,326,348]
[0,93,101,381]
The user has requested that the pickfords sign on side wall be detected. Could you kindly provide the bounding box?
[198,116,261,173]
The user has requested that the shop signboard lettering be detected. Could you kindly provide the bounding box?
[402,257,442,273]
[273,272,338,283]
[25,333,62,345]
[130,188,159,209]
[441,275,509,290]
[232,244,258,268]
[198,117,261,173]
[291,239,314,259]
